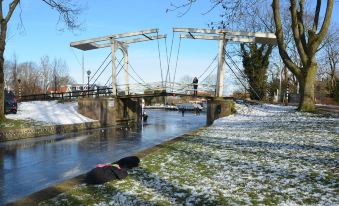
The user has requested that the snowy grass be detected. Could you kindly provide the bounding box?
[0,118,36,129]
[40,103,339,205]
[6,101,96,125]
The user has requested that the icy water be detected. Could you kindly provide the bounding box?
[0,110,206,205]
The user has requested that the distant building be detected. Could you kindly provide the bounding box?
[47,84,110,98]
[47,85,72,97]
[47,85,72,94]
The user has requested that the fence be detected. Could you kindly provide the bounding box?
[20,88,113,102]
[19,82,216,102]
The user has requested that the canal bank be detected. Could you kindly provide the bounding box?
[0,121,101,141]
[1,110,206,205]
[15,103,338,206]
[8,127,207,206]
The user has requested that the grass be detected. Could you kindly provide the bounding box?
[0,118,35,129]
[38,104,338,205]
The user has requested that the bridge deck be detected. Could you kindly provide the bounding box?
[117,92,215,99]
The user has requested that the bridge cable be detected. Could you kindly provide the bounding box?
[201,64,218,84]
[171,36,182,92]
[89,52,112,82]
[225,51,247,80]
[226,51,271,98]
[128,61,148,85]
[156,31,164,87]
[225,50,261,99]
[224,50,261,100]
[164,32,175,88]
[198,54,218,80]
[224,59,250,95]
[118,61,153,90]
[91,57,124,86]
[180,54,218,93]
[70,47,82,67]
[91,59,112,85]
[104,63,124,86]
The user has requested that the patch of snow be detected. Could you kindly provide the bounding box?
[6,101,96,125]
[40,103,339,205]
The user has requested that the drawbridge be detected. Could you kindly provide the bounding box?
[71,28,276,125]
[70,28,276,99]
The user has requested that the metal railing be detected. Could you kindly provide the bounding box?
[19,82,216,102]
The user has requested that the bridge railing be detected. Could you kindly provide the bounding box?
[116,82,216,96]
[19,82,216,101]
[19,88,113,102]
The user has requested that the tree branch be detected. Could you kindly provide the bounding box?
[5,0,20,23]
[0,1,3,20]
[309,0,334,57]
[272,0,301,79]
[297,0,307,49]
[166,0,196,17]
[201,0,221,15]
[290,0,308,66]
[312,0,321,32]
[41,0,82,31]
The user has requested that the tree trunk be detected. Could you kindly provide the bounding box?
[298,63,317,111]
[0,24,7,122]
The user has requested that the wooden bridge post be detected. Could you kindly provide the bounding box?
[216,34,226,97]
[110,41,117,96]
[123,47,129,95]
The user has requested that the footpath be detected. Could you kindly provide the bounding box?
[316,104,339,113]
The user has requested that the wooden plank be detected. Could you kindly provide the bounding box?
[122,34,166,44]
[174,27,276,39]
[180,34,221,40]
[80,34,167,50]
[70,28,159,48]
[174,27,222,34]
[180,34,277,44]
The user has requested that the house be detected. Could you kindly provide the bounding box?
[47,84,111,98]
[47,85,72,97]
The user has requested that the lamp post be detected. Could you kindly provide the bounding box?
[17,79,22,100]
[87,70,91,97]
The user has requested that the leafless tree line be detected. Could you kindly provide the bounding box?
[169,0,337,107]
[4,55,75,96]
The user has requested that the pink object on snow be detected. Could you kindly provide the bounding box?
[96,163,112,168]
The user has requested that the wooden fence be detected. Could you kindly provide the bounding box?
[19,88,113,102]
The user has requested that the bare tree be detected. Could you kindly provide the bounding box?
[40,56,52,93]
[0,0,82,121]
[272,0,334,111]
[318,25,339,95]
[50,57,73,91]
[15,62,42,95]
[169,0,335,111]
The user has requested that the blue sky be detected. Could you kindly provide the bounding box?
[4,0,339,95]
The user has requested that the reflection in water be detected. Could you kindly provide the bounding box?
[0,110,206,204]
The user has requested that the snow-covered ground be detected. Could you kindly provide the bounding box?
[40,103,339,205]
[6,101,96,125]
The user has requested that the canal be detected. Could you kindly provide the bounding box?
[0,110,206,205]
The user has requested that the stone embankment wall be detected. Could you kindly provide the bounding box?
[207,98,235,125]
[0,121,101,141]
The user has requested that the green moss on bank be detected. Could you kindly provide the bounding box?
[0,119,35,129]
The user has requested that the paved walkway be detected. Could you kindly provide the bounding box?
[316,104,339,113]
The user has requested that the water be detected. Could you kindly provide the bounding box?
[0,110,206,205]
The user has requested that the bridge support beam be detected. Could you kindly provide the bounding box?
[216,34,226,97]
[206,98,235,125]
[123,49,129,95]
[78,97,142,126]
[111,43,117,96]
[111,40,129,96]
